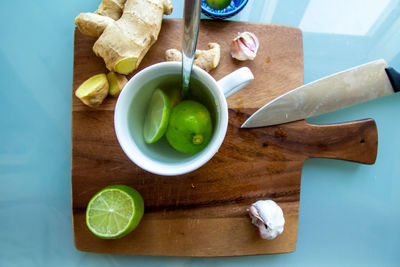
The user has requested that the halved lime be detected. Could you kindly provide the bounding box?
[143,89,171,143]
[86,185,144,239]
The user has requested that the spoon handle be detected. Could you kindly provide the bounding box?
[181,0,202,96]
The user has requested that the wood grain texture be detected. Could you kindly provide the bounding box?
[72,19,377,256]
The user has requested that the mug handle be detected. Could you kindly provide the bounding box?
[216,67,254,98]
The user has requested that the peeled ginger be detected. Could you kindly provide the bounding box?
[75,74,109,107]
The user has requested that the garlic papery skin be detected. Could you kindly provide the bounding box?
[231,32,259,61]
[248,200,285,240]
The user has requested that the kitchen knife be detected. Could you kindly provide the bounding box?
[241,59,400,128]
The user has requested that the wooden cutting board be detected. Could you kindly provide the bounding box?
[72,19,378,257]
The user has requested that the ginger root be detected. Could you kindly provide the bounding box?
[165,43,221,72]
[95,0,126,20]
[75,13,114,38]
[107,72,128,97]
[75,74,109,107]
[75,0,173,75]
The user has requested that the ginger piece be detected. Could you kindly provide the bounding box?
[95,0,127,20]
[75,74,109,107]
[75,13,114,38]
[107,72,128,97]
[194,43,221,72]
[165,43,221,72]
[165,49,182,62]
[75,0,126,38]
[75,0,173,75]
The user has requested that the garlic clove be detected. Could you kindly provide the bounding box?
[231,31,259,61]
[248,200,285,240]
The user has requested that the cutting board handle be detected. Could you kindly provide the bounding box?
[298,118,378,164]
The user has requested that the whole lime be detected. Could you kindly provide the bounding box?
[166,100,213,154]
[205,0,231,10]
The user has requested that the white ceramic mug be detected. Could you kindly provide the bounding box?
[114,62,253,176]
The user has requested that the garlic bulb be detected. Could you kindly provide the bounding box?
[248,200,285,240]
[231,32,259,61]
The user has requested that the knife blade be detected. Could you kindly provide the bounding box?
[241,59,400,128]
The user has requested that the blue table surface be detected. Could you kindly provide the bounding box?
[1,0,399,266]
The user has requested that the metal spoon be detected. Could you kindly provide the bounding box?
[181,0,202,97]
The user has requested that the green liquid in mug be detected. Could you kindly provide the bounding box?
[128,74,220,163]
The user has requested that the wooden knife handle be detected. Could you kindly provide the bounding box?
[277,118,378,164]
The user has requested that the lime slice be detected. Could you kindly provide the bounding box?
[86,185,144,239]
[205,0,231,10]
[143,89,171,143]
